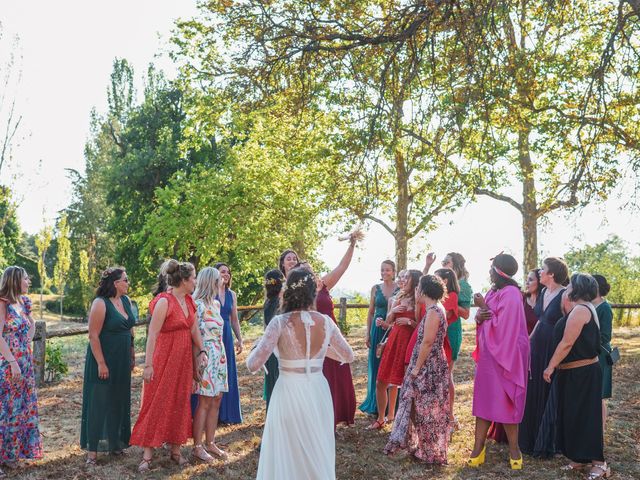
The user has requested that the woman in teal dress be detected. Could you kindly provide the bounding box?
[593,274,613,427]
[359,260,398,416]
[81,267,136,464]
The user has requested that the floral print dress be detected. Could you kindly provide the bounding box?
[193,299,228,397]
[384,304,450,464]
[0,296,42,463]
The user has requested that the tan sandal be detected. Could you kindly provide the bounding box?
[205,442,228,460]
[138,457,152,473]
[192,445,214,463]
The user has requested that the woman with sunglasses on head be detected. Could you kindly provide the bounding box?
[0,266,42,478]
[81,267,137,465]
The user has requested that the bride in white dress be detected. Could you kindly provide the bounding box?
[247,267,355,480]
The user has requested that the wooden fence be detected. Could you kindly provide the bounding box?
[31,300,638,387]
[31,298,369,386]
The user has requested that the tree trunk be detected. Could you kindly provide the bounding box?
[519,129,538,274]
[40,289,43,319]
[395,150,409,271]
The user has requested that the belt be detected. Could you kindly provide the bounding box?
[557,356,598,370]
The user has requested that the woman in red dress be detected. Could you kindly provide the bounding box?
[433,268,460,431]
[297,233,360,427]
[131,260,208,472]
[369,270,421,430]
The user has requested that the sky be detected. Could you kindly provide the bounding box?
[2,1,639,296]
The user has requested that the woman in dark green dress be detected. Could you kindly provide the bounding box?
[81,267,136,464]
[263,269,284,410]
[593,274,613,426]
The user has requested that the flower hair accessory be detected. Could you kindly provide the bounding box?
[265,278,279,286]
[285,275,313,291]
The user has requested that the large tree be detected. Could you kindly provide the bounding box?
[173,0,483,270]
[174,0,640,271]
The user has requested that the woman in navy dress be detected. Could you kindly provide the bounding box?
[519,257,569,455]
[214,262,244,424]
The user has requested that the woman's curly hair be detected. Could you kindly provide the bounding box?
[282,267,317,313]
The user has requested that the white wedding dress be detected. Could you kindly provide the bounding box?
[247,310,354,480]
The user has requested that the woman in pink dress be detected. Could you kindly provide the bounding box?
[468,254,530,471]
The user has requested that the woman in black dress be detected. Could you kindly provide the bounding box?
[543,274,609,479]
[519,257,568,454]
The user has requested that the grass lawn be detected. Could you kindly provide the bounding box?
[11,318,640,479]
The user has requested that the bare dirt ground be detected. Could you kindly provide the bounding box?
[9,324,640,480]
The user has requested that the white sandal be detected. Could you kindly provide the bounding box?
[587,462,611,479]
[193,445,214,463]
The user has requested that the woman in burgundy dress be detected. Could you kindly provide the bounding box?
[297,233,360,426]
[131,260,208,472]
[369,270,422,430]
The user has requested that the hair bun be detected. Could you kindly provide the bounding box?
[164,259,180,275]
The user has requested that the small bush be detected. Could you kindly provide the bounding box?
[45,343,69,382]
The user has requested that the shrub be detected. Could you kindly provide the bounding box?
[45,343,69,382]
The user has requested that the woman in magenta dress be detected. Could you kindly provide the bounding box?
[488,268,540,443]
[370,270,421,430]
[0,267,42,477]
[131,260,208,472]
[467,254,529,471]
[298,233,360,427]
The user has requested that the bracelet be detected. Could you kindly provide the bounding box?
[198,350,208,356]
[143,365,152,369]
[8,360,17,363]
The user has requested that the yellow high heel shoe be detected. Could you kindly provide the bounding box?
[510,455,523,470]
[467,446,486,467]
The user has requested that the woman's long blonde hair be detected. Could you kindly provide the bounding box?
[193,267,220,306]
[0,266,27,304]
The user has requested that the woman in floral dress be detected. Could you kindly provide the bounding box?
[384,274,450,464]
[0,266,42,478]
[192,267,228,462]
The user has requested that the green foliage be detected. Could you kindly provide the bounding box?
[564,235,640,326]
[45,342,69,382]
[35,225,52,292]
[53,215,71,318]
[0,186,21,268]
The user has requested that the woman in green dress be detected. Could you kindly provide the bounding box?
[263,269,285,410]
[81,267,136,464]
[359,260,398,416]
[593,274,613,428]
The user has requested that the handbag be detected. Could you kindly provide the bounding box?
[606,346,620,366]
[375,327,392,359]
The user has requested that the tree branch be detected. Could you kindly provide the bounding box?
[475,188,522,212]
[362,213,396,238]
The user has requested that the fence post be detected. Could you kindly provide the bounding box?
[338,297,349,334]
[33,321,47,387]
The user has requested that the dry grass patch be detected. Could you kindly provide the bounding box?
[11,325,640,479]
